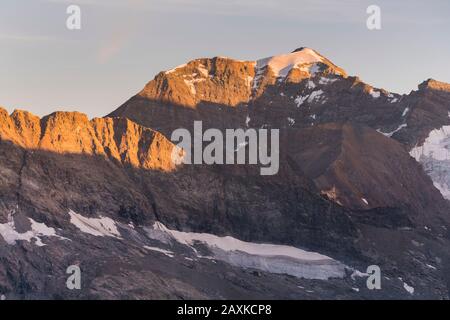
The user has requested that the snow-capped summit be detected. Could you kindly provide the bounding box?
[134,47,347,109]
[256,47,325,78]
[418,78,450,92]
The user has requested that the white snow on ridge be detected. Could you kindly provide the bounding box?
[146,222,346,280]
[0,211,66,246]
[410,126,450,199]
[256,48,323,79]
[69,210,122,238]
[165,63,187,74]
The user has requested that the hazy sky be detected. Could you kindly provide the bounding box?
[1,0,449,118]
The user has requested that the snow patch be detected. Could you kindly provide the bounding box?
[378,123,407,137]
[308,63,321,75]
[146,222,346,280]
[307,90,325,104]
[287,117,295,126]
[295,95,308,107]
[0,211,66,246]
[183,79,197,95]
[165,63,187,74]
[319,77,337,85]
[402,281,415,295]
[369,89,381,99]
[144,246,175,258]
[306,80,316,89]
[387,93,400,103]
[256,48,323,79]
[402,107,410,117]
[351,270,368,280]
[69,210,121,238]
[245,115,251,127]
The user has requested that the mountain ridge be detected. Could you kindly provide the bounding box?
[1,46,450,300]
[0,107,179,172]
[110,47,450,205]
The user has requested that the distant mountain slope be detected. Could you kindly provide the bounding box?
[110,47,450,206]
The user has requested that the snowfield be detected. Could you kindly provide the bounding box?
[145,222,346,280]
[410,126,450,199]
[69,210,122,238]
[256,48,323,79]
[0,210,66,246]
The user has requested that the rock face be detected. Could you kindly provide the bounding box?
[140,57,255,108]
[0,109,179,172]
[1,47,450,300]
[286,123,449,217]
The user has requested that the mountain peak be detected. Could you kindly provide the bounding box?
[132,46,348,109]
[418,78,450,92]
[256,47,326,79]
[292,47,308,53]
[0,108,179,171]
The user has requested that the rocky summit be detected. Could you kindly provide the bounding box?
[1,47,450,300]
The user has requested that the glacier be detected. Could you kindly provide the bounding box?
[145,222,346,280]
[410,126,450,199]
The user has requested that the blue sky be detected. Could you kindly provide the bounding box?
[1,0,449,118]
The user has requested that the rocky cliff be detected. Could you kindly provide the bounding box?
[0,108,179,172]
